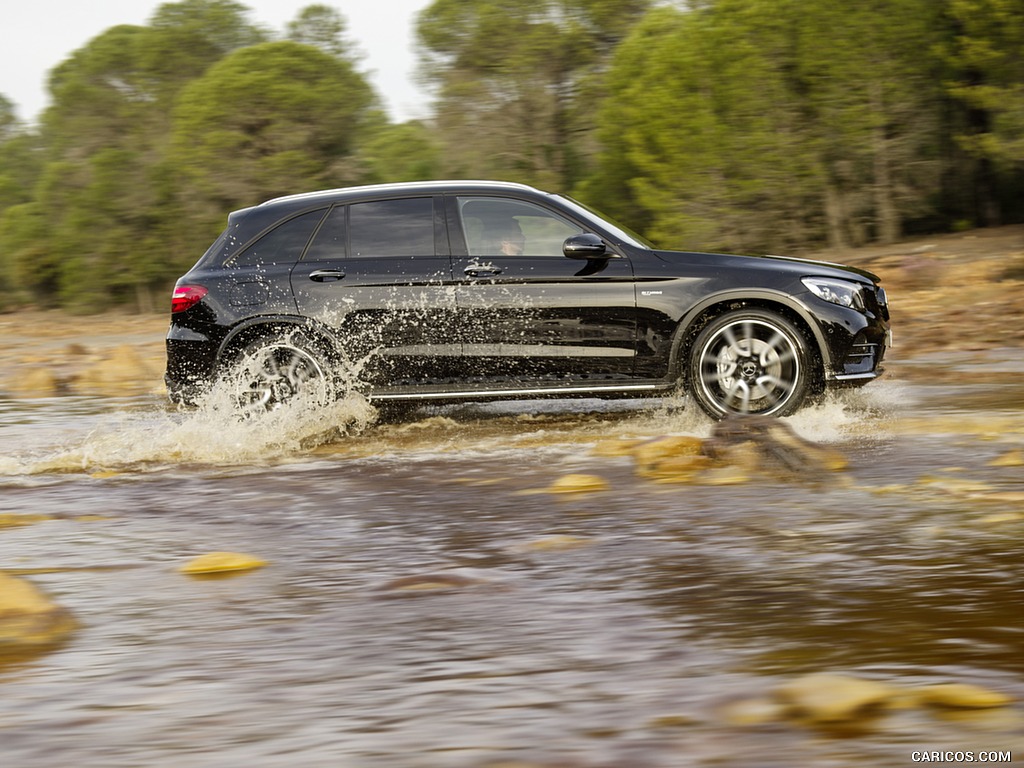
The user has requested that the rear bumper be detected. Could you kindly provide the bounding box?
[165,325,219,404]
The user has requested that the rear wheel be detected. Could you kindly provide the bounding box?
[688,309,812,418]
[230,334,336,414]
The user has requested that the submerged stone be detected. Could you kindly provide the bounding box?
[545,473,610,494]
[74,344,157,396]
[376,572,488,594]
[703,414,849,476]
[913,683,1013,709]
[720,697,789,726]
[773,673,895,723]
[989,449,1024,467]
[179,551,268,575]
[0,572,78,654]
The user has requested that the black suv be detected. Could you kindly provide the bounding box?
[166,180,889,418]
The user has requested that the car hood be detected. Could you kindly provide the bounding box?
[653,249,882,284]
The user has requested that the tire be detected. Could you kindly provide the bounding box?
[229,333,336,415]
[688,308,813,418]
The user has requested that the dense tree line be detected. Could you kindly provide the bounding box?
[0,0,1021,312]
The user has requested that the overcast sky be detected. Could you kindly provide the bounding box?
[1,0,434,125]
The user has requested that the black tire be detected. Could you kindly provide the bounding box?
[229,332,336,415]
[688,308,813,418]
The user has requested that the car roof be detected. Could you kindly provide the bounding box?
[259,180,550,209]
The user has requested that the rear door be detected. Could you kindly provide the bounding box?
[448,195,638,384]
[290,196,458,386]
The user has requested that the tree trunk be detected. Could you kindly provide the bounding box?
[871,85,900,244]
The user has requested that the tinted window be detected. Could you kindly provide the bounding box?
[231,209,326,267]
[458,197,582,257]
[304,205,346,261]
[349,197,434,258]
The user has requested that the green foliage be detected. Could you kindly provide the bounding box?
[0,202,53,306]
[585,0,947,252]
[416,0,651,188]
[357,121,442,183]
[168,40,376,251]
[944,0,1024,168]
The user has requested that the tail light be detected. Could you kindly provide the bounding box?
[171,285,208,313]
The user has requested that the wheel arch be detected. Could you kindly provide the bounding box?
[216,314,339,369]
[668,291,830,382]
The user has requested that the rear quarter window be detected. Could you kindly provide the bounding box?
[229,209,327,268]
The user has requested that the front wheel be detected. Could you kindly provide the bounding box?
[688,309,813,418]
[229,333,336,415]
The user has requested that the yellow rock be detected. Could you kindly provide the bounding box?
[989,449,1024,468]
[545,473,609,494]
[699,465,753,486]
[5,367,64,398]
[641,454,712,483]
[73,344,157,396]
[978,512,1024,524]
[179,551,267,575]
[774,673,895,723]
[591,438,644,457]
[914,683,1013,709]
[377,573,485,593]
[720,697,788,726]
[0,514,51,529]
[631,435,704,467]
[0,572,78,651]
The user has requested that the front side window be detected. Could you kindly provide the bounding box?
[349,197,435,258]
[458,197,582,257]
[230,209,326,267]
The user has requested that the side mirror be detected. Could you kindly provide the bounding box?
[563,233,609,260]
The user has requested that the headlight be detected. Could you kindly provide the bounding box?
[801,277,866,311]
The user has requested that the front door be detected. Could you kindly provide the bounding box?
[448,195,638,385]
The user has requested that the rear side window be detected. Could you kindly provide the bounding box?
[349,197,434,257]
[230,209,326,267]
[304,205,346,261]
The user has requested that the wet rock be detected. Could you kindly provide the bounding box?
[773,673,895,723]
[988,449,1024,467]
[0,572,78,655]
[978,512,1024,524]
[719,697,789,726]
[5,367,66,398]
[0,513,51,529]
[913,683,1013,709]
[591,437,645,457]
[622,415,848,484]
[375,572,490,595]
[630,436,710,482]
[703,414,848,477]
[545,473,610,494]
[73,344,158,396]
[179,551,268,575]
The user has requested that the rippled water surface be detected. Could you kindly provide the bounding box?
[1,354,1023,767]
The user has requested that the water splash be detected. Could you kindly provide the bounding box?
[0,387,377,477]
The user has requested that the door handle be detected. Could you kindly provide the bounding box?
[463,262,503,278]
[308,269,346,282]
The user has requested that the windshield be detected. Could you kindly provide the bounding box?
[556,195,654,249]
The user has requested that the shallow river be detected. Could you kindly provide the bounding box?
[1,352,1023,767]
